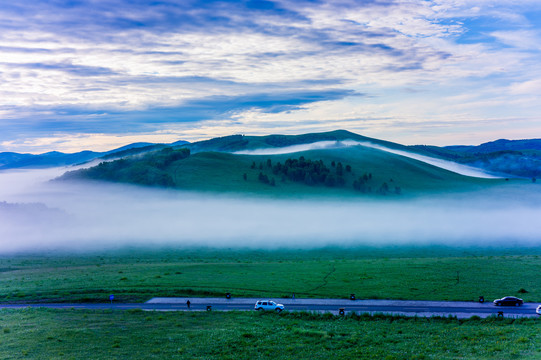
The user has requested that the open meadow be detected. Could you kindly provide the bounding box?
[1,247,540,304]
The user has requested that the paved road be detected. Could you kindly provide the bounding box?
[1,298,539,319]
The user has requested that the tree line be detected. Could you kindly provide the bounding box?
[250,156,401,195]
[251,156,351,187]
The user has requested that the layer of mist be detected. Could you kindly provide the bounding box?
[1,167,540,253]
[235,141,343,155]
[235,140,500,178]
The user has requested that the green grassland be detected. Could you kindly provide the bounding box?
[1,247,540,303]
[0,308,539,359]
[2,247,540,358]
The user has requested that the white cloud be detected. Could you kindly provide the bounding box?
[510,78,541,94]
[490,30,541,50]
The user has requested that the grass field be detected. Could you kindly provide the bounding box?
[1,247,540,303]
[2,247,540,359]
[0,308,539,359]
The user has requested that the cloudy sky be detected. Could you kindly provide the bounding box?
[1,0,540,153]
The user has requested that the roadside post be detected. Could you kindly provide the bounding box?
[109,294,114,305]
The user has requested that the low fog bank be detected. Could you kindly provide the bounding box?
[235,140,499,179]
[235,141,342,155]
[1,168,540,253]
[345,141,501,179]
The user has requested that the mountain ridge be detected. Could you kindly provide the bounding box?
[2,131,541,178]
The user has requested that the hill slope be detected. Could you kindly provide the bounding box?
[59,141,509,198]
[177,131,541,179]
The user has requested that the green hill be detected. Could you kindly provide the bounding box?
[185,129,406,154]
[59,139,511,198]
[181,130,540,179]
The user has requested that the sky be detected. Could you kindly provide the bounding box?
[1,0,541,154]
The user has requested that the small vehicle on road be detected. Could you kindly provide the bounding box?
[493,296,523,306]
[254,300,284,312]
[536,305,541,315]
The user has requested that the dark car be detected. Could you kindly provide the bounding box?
[493,296,523,306]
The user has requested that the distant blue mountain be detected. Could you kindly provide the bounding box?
[0,140,189,170]
[445,138,541,153]
[0,152,35,167]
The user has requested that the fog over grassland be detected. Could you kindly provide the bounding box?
[235,140,501,178]
[1,166,540,254]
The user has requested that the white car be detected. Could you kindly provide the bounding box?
[254,300,285,312]
[536,305,541,315]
